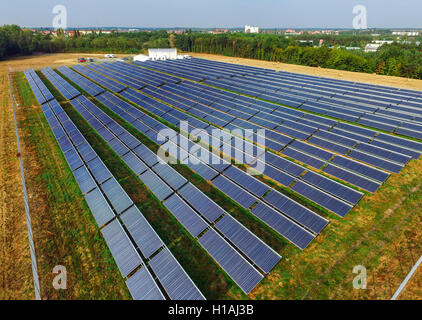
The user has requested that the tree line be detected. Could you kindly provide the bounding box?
[1,25,422,80]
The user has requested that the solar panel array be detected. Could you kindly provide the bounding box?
[57,66,105,96]
[85,89,320,250]
[24,69,54,104]
[72,64,127,93]
[33,89,204,300]
[142,58,422,141]
[70,92,282,294]
[41,67,81,100]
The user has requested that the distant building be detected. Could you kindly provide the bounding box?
[148,48,178,60]
[133,54,150,62]
[245,25,259,33]
[392,31,419,36]
[365,43,382,53]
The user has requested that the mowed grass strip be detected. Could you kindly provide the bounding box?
[13,71,130,300]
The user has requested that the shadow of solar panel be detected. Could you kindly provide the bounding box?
[139,170,173,201]
[121,151,148,176]
[126,267,165,300]
[198,229,263,294]
[152,163,187,190]
[101,219,142,278]
[331,156,389,182]
[120,206,164,258]
[87,157,112,185]
[149,248,205,300]
[291,181,352,218]
[163,194,208,237]
[211,175,257,209]
[215,214,281,273]
[64,147,84,171]
[84,188,115,227]
[282,147,325,169]
[101,177,134,214]
[179,183,225,223]
[73,166,97,195]
[301,171,363,205]
[264,190,328,234]
[223,166,270,197]
[251,201,315,250]
[323,164,380,193]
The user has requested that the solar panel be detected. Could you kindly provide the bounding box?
[101,219,142,278]
[152,163,187,190]
[223,166,270,197]
[121,151,149,176]
[214,214,281,273]
[139,170,173,201]
[163,194,208,237]
[264,190,328,234]
[149,248,205,300]
[120,206,164,258]
[101,177,134,214]
[211,175,258,209]
[126,267,165,300]
[178,183,225,223]
[84,188,115,227]
[198,228,263,294]
[86,157,113,184]
[73,165,97,195]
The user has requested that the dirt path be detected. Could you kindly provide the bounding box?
[187,52,422,91]
[0,68,34,299]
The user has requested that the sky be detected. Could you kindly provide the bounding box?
[0,0,421,29]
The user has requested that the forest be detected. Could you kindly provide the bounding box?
[1,24,422,79]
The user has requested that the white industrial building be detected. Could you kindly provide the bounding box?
[245,25,259,33]
[148,48,178,60]
[133,54,151,62]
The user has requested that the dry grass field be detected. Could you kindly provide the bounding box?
[1,52,421,300]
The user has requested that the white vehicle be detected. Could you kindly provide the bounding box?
[104,54,116,58]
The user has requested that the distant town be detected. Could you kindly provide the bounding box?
[21,26,422,53]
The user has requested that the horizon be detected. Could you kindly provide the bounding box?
[2,0,422,29]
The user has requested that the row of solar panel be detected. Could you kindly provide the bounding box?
[139,81,389,192]
[176,59,422,139]
[38,98,205,300]
[41,67,81,100]
[24,69,54,104]
[72,64,127,93]
[94,86,326,242]
[72,92,282,293]
[156,80,411,175]
[57,66,105,96]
